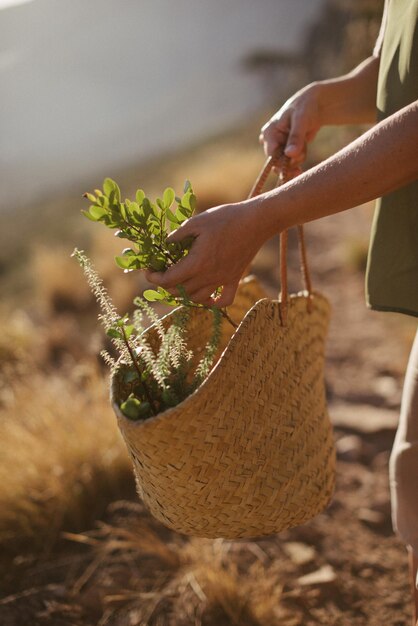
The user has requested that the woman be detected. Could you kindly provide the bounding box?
[147,1,418,620]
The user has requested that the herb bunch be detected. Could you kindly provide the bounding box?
[73,250,222,421]
[74,178,235,422]
[83,178,196,306]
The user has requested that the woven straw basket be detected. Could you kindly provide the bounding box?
[110,153,336,539]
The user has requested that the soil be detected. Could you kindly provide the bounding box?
[1,201,416,625]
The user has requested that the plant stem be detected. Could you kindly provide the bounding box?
[121,327,159,415]
[221,308,238,329]
[154,241,177,265]
[120,213,177,265]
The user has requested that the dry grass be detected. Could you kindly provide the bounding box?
[0,310,40,382]
[23,505,287,626]
[0,365,132,556]
[1,502,286,624]
[31,236,150,318]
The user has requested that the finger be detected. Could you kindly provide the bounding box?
[146,252,197,288]
[284,112,309,162]
[260,116,290,157]
[212,282,239,308]
[261,129,288,158]
[288,144,306,165]
[165,281,219,301]
[166,217,195,244]
[181,285,220,306]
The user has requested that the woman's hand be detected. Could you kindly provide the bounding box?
[260,55,381,165]
[260,82,321,168]
[146,200,267,308]
[145,86,322,307]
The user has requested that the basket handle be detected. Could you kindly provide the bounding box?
[246,149,313,324]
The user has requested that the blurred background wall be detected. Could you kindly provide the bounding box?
[0,0,325,213]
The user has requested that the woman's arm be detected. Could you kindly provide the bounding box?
[147,100,418,307]
[258,99,418,233]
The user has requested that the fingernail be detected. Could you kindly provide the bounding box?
[285,144,297,155]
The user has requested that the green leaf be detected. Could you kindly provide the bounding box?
[143,289,165,302]
[115,256,130,269]
[103,215,120,228]
[115,254,144,270]
[108,190,117,206]
[103,179,121,204]
[136,189,145,204]
[162,297,180,307]
[124,324,135,339]
[163,187,175,209]
[166,208,180,225]
[96,194,106,207]
[148,255,167,272]
[127,201,141,219]
[175,205,188,221]
[181,191,195,215]
[89,205,108,220]
[189,193,197,213]
[122,369,138,384]
[118,202,127,220]
[116,315,129,327]
[142,197,155,219]
[103,178,116,196]
[81,209,98,222]
[133,212,147,228]
[162,388,178,408]
[149,201,159,218]
[106,328,123,340]
[154,287,179,307]
[146,213,160,228]
[137,401,152,419]
[120,396,142,420]
[115,255,135,269]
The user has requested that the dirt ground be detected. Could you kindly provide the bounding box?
[1,195,416,625]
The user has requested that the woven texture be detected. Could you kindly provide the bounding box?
[111,276,335,539]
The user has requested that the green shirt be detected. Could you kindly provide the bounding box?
[365,0,418,317]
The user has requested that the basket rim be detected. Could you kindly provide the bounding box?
[110,289,328,428]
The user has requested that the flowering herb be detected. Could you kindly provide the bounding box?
[74,179,234,421]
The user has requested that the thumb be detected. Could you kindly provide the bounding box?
[284,112,308,162]
[166,216,197,244]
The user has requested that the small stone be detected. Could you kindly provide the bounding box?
[359,567,374,579]
[283,542,316,565]
[357,507,385,527]
[296,565,337,587]
[330,402,398,433]
[336,434,363,462]
[372,376,400,401]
